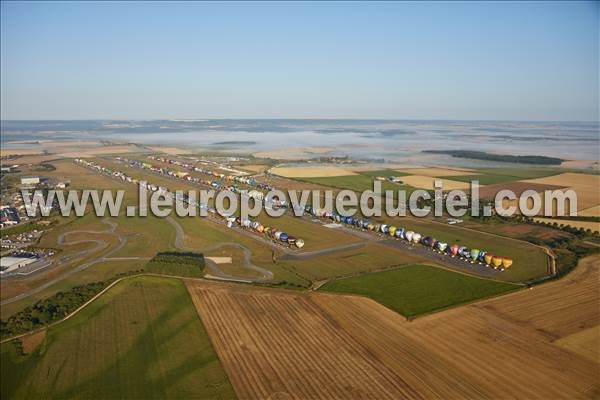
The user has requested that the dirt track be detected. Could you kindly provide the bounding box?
[0,219,149,306]
[186,254,599,399]
[166,216,274,283]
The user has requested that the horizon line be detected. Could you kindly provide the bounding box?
[1,118,598,124]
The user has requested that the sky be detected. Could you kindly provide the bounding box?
[1,1,598,121]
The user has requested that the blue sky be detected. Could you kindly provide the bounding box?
[1,1,598,121]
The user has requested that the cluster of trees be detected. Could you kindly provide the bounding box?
[0,270,142,339]
[144,251,205,278]
[525,217,599,238]
[423,150,563,165]
[519,220,599,277]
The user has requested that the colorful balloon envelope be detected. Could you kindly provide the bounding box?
[422,236,434,247]
[470,249,480,260]
[389,226,397,236]
[450,244,459,256]
[492,256,503,267]
[478,251,487,262]
[484,253,494,265]
[502,257,513,268]
[405,231,414,242]
[437,242,448,252]
[412,233,422,243]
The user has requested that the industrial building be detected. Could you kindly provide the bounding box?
[0,256,37,274]
[20,176,40,185]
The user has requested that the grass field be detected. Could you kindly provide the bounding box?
[0,276,235,399]
[295,173,416,198]
[449,167,563,185]
[277,243,426,281]
[174,215,312,286]
[373,216,549,282]
[321,264,520,318]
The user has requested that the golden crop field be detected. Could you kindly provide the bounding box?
[397,167,475,177]
[522,173,600,215]
[271,166,358,177]
[186,254,599,399]
[399,175,473,190]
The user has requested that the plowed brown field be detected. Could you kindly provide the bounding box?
[186,254,599,399]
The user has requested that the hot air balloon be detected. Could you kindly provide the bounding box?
[279,233,289,242]
[463,248,472,259]
[389,226,397,236]
[405,231,414,242]
[395,228,405,239]
[412,233,422,244]
[274,231,283,240]
[381,224,389,234]
[450,244,459,256]
[256,225,264,233]
[287,236,297,246]
[470,249,480,262]
[295,239,305,248]
[478,251,487,263]
[362,220,370,229]
[421,236,433,247]
[484,253,494,265]
[437,242,448,252]
[492,256,503,268]
[502,257,513,269]
[367,223,375,231]
[458,246,466,258]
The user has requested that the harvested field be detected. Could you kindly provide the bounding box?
[57,145,143,158]
[0,148,44,156]
[187,255,599,399]
[534,217,600,233]
[555,326,600,363]
[147,146,193,155]
[476,255,599,340]
[0,154,60,164]
[580,205,600,217]
[479,181,565,200]
[239,164,270,173]
[490,222,573,241]
[396,167,475,177]
[271,165,358,178]
[186,281,422,399]
[19,330,46,355]
[523,173,600,213]
[400,175,472,190]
